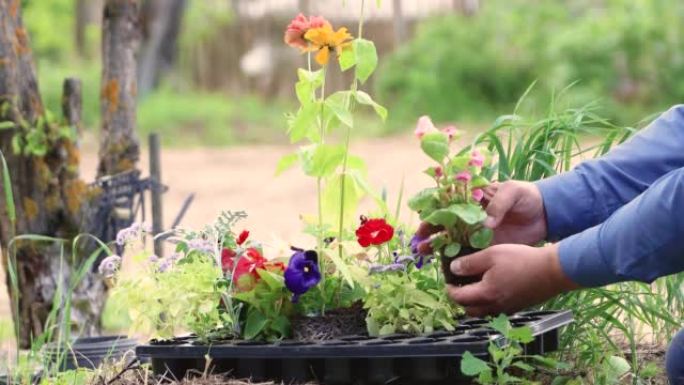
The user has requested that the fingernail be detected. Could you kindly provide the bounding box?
[451,259,462,275]
[484,216,496,228]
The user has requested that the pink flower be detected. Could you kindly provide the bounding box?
[414,116,437,139]
[434,166,443,177]
[472,188,484,202]
[469,150,485,167]
[455,171,472,183]
[442,125,459,141]
[284,14,331,50]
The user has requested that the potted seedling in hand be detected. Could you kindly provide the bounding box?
[408,116,493,286]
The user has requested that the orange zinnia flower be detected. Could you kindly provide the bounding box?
[304,24,353,66]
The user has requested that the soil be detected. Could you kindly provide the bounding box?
[291,302,367,341]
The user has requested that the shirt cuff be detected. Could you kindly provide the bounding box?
[557,225,623,287]
[536,172,592,241]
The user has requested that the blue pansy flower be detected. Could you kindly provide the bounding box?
[284,250,321,303]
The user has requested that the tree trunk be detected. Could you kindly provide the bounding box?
[98,0,141,177]
[138,0,186,96]
[453,0,480,16]
[298,0,310,14]
[392,0,407,46]
[0,0,105,348]
[75,0,104,58]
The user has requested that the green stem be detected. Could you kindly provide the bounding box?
[337,0,367,262]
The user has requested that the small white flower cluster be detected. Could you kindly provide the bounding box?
[98,255,122,278]
[116,222,152,246]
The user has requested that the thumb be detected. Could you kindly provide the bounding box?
[484,183,520,228]
[451,249,494,277]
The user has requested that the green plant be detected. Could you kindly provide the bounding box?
[233,269,294,341]
[364,262,460,336]
[407,116,493,257]
[461,315,568,384]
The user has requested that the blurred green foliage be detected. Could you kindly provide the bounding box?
[377,0,684,128]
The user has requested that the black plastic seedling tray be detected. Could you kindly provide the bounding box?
[136,310,572,385]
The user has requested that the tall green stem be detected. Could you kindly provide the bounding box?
[337,0,366,261]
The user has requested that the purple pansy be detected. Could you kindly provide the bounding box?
[284,250,321,303]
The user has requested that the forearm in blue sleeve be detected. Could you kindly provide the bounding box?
[558,167,684,287]
[536,105,684,241]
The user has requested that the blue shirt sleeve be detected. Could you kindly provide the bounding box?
[536,105,684,241]
[557,167,684,287]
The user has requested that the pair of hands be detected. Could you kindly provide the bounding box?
[417,181,579,317]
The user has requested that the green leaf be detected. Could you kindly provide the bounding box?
[471,176,490,188]
[508,326,534,343]
[430,234,448,250]
[420,132,449,163]
[256,269,285,290]
[244,310,269,339]
[322,172,364,228]
[325,92,354,128]
[0,121,14,130]
[424,208,458,228]
[408,188,439,212]
[448,155,470,171]
[378,323,396,336]
[461,351,490,376]
[270,315,291,337]
[355,91,387,122]
[10,134,22,155]
[295,68,324,105]
[449,204,487,225]
[308,144,345,178]
[339,48,355,71]
[602,355,631,383]
[489,314,511,336]
[0,150,15,228]
[444,243,461,257]
[275,153,298,176]
[288,102,320,143]
[353,39,378,84]
[324,249,354,288]
[469,228,493,249]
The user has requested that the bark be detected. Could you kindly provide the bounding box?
[453,0,480,16]
[0,0,105,348]
[298,0,310,14]
[392,0,407,46]
[138,0,186,96]
[98,0,141,177]
[75,0,103,58]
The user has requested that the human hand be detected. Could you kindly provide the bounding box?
[414,181,547,254]
[446,243,580,317]
[482,181,547,245]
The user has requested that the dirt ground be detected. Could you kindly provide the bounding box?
[0,133,432,337]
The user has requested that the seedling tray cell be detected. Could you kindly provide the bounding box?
[137,310,572,384]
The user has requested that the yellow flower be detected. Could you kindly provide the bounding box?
[304,24,353,66]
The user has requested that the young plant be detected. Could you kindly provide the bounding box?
[408,116,493,286]
[461,315,568,385]
[354,218,464,335]
[276,1,387,314]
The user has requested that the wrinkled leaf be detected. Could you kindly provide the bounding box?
[275,153,298,176]
[420,132,449,163]
[444,243,461,257]
[461,351,490,376]
[244,310,269,340]
[355,91,387,122]
[450,204,487,225]
[469,228,493,249]
[353,39,378,83]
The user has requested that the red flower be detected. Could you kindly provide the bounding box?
[229,248,286,291]
[221,248,237,272]
[237,230,250,246]
[355,217,395,247]
[284,13,331,50]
